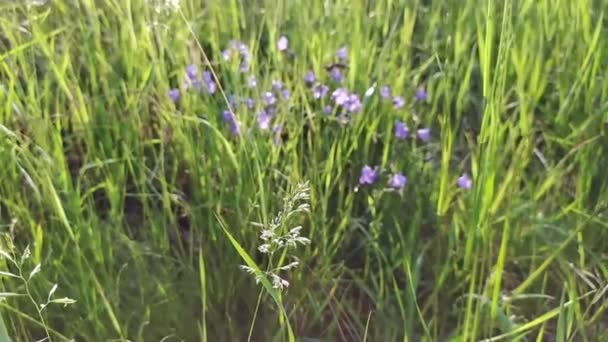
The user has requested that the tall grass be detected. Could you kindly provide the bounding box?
[0,0,607,340]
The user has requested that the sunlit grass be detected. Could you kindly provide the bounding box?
[0,0,607,341]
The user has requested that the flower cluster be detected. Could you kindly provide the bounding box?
[359,166,408,190]
[222,40,251,72]
[358,165,472,190]
[165,36,465,191]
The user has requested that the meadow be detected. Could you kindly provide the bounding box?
[0,0,608,341]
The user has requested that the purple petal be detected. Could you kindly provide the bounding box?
[388,173,407,189]
[336,46,347,60]
[394,121,409,140]
[417,128,431,142]
[167,88,179,103]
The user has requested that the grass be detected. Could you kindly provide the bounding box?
[0,0,607,340]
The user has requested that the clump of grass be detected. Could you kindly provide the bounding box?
[240,180,311,291]
[0,222,75,342]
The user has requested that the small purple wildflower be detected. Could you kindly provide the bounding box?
[202,71,216,94]
[393,96,405,109]
[394,121,409,140]
[185,64,197,80]
[263,91,276,106]
[336,46,347,60]
[277,36,288,51]
[245,98,255,109]
[457,173,472,189]
[329,67,343,83]
[237,43,249,58]
[222,109,240,136]
[344,93,362,113]
[304,71,315,86]
[182,65,202,91]
[332,88,349,106]
[323,105,333,115]
[257,110,271,130]
[190,79,203,92]
[359,165,378,185]
[313,83,329,99]
[417,128,431,142]
[380,85,391,99]
[272,80,283,92]
[205,82,216,94]
[388,173,407,189]
[415,87,428,102]
[281,89,290,100]
[222,109,235,123]
[247,75,257,88]
[228,122,240,135]
[167,88,179,103]
[202,71,213,83]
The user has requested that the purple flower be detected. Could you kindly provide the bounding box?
[313,83,329,99]
[221,49,231,61]
[245,98,255,109]
[323,105,333,115]
[202,71,213,83]
[185,64,197,80]
[359,165,378,185]
[182,65,202,91]
[329,67,343,83]
[167,88,179,103]
[263,91,276,106]
[205,82,216,94]
[417,128,431,142]
[394,121,409,140]
[457,173,472,189]
[237,43,249,58]
[277,36,288,51]
[228,122,240,135]
[304,71,315,85]
[336,46,347,60]
[247,75,257,88]
[222,110,240,136]
[257,110,271,130]
[388,173,407,189]
[393,96,405,109]
[188,79,203,92]
[344,93,362,113]
[272,80,283,92]
[332,88,349,106]
[415,87,427,102]
[281,89,290,100]
[222,109,235,123]
[380,86,390,99]
[201,72,216,94]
